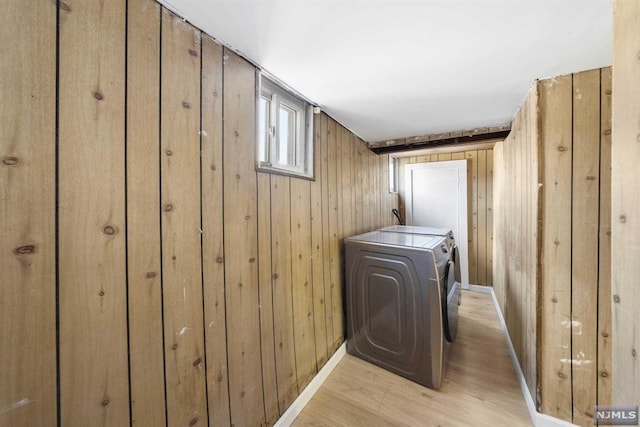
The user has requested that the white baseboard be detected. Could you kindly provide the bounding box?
[274,342,347,427]
[473,286,577,427]
[467,283,492,294]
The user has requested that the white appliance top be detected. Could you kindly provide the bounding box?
[345,230,445,250]
[379,225,451,236]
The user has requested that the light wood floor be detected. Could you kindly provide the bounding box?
[292,290,532,426]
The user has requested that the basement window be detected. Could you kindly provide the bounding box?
[389,156,398,193]
[257,74,314,179]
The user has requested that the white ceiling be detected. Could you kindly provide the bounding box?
[160,0,612,143]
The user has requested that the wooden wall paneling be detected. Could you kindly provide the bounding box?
[58,0,129,424]
[528,88,539,401]
[372,149,380,229]
[517,109,526,378]
[597,67,612,406]
[368,149,374,229]
[270,174,298,410]
[256,172,280,424]
[222,49,265,425]
[524,90,536,398]
[311,115,329,369]
[510,118,519,363]
[501,136,510,333]
[321,116,335,352]
[326,119,339,350]
[380,152,385,226]
[330,120,344,352]
[612,2,640,406]
[492,142,506,309]
[524,91,536,399]
[486,149,494,286]
[477,150,488,285]
[508,112,516,348]
[450,151,470,270]
[512,107,521,363]
[368,148,373,230]
[362,145,370,230]
[365,144,374,230]
[437,153,452,161]
[0,0,56,424]
[493,71,610,423]
[418,154,432,162]
[374,149,380,228]
[354,135,363,233]
[533,88,544,405]
[126,1,165,425]
[508,132,514,315]
[373,150,381,229]
[290,177,317,390]
[160,11,208,425]
[339,129,348,236]
[352,133,363,235]
[538,75,573,421]
[571,69,601,426]
[523,96,531,394]
[465,151,479,284]
[201,36,232,426]
[512,111,523,364]
[337,128,345,236]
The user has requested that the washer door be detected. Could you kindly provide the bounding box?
[453,245,461,284]
[442,259,459,343]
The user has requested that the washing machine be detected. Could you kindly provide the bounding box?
[344,229,460,389]
[379,225,461,342]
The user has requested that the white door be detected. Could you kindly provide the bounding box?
[405,160,469,287]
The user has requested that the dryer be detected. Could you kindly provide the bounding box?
[380,225,461,342]
[344,229,459,389]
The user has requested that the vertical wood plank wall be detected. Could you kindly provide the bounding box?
[0,1,398,425]
[493,85,539,403]
[612,0,640,408]
[493,68,612,427]
[58,1,130,425]
[0,1,56,426]
[161,11,208,425]
[398,148,495,285]
[127,1,166,424]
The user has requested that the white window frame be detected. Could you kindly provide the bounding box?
[389,155,399,193]
[256,73,314,179]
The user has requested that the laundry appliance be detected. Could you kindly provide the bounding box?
[344,228,460,389]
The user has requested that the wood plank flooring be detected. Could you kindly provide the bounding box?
[292,290,532,427]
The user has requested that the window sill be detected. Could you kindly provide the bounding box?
[256,163,315,181]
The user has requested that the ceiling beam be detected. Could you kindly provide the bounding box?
[368,124,511,154]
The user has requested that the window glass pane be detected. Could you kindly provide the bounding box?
[258,97,270,162]
[278,104,296,165]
